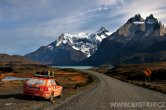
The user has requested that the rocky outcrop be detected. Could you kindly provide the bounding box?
[80,14,166,66]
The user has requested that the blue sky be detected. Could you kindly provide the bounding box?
[0,0,166,55]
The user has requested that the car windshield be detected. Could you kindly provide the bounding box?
[27,78,45,85]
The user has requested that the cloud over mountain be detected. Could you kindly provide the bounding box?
[0,0,166,55]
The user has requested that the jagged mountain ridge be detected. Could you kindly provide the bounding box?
[80,14,166,66]
[25,27,111,65]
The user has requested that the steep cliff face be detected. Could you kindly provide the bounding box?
[25,14,166,66]
[81,14,166,66]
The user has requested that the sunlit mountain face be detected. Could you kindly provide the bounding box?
[25,14,166,66]
[81,14,166,66]
[25,27,111,65]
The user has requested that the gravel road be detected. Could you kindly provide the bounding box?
[55,70,166,110]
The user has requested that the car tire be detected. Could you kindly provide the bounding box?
[58,92,62,98]
[49,93,54,102]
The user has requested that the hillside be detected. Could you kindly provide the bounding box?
[25,27,111,65]
[81,14,166,66]
[0,53,38,65]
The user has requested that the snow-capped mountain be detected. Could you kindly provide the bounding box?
[51,27,111,57]
[26,14,166,66]
[81,14,166,66]
[25,27,111,65]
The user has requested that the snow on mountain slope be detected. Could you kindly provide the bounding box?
[25,27,111,65]
[47,27,111,57]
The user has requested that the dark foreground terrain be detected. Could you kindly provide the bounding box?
[92,62,166,94]
[0,63,166,110]
[55,70,166,110]
[0,64,96,110]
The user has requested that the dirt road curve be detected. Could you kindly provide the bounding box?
[55,70,166,110]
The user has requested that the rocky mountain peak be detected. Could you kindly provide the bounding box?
[127,14,144,23]
[145,14,158,25]
[82,14,166,66]
[144,14,165,36]
[147,14,155,20]
[57,34,64,40]
[97,27,109,33]
[25,27,111,65]
[96,26,111,37]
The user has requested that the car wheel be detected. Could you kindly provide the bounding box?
[49,93,54,102]
[58,92,62,98]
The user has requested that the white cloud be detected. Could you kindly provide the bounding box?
[0,0,166,55]
[95,0,166,26]
[117,0,166,22]
[97,0,124,6]
[87,5,109,13]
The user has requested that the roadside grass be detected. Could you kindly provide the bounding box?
[0,64,97,110]
[92,62,166,94]
[0,64,96,97]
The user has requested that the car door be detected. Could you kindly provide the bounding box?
[51,79,61,96]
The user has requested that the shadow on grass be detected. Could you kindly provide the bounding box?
[0,93,48,101]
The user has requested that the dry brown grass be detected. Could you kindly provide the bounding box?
[92,62,166,94]
[0,64,92,95]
